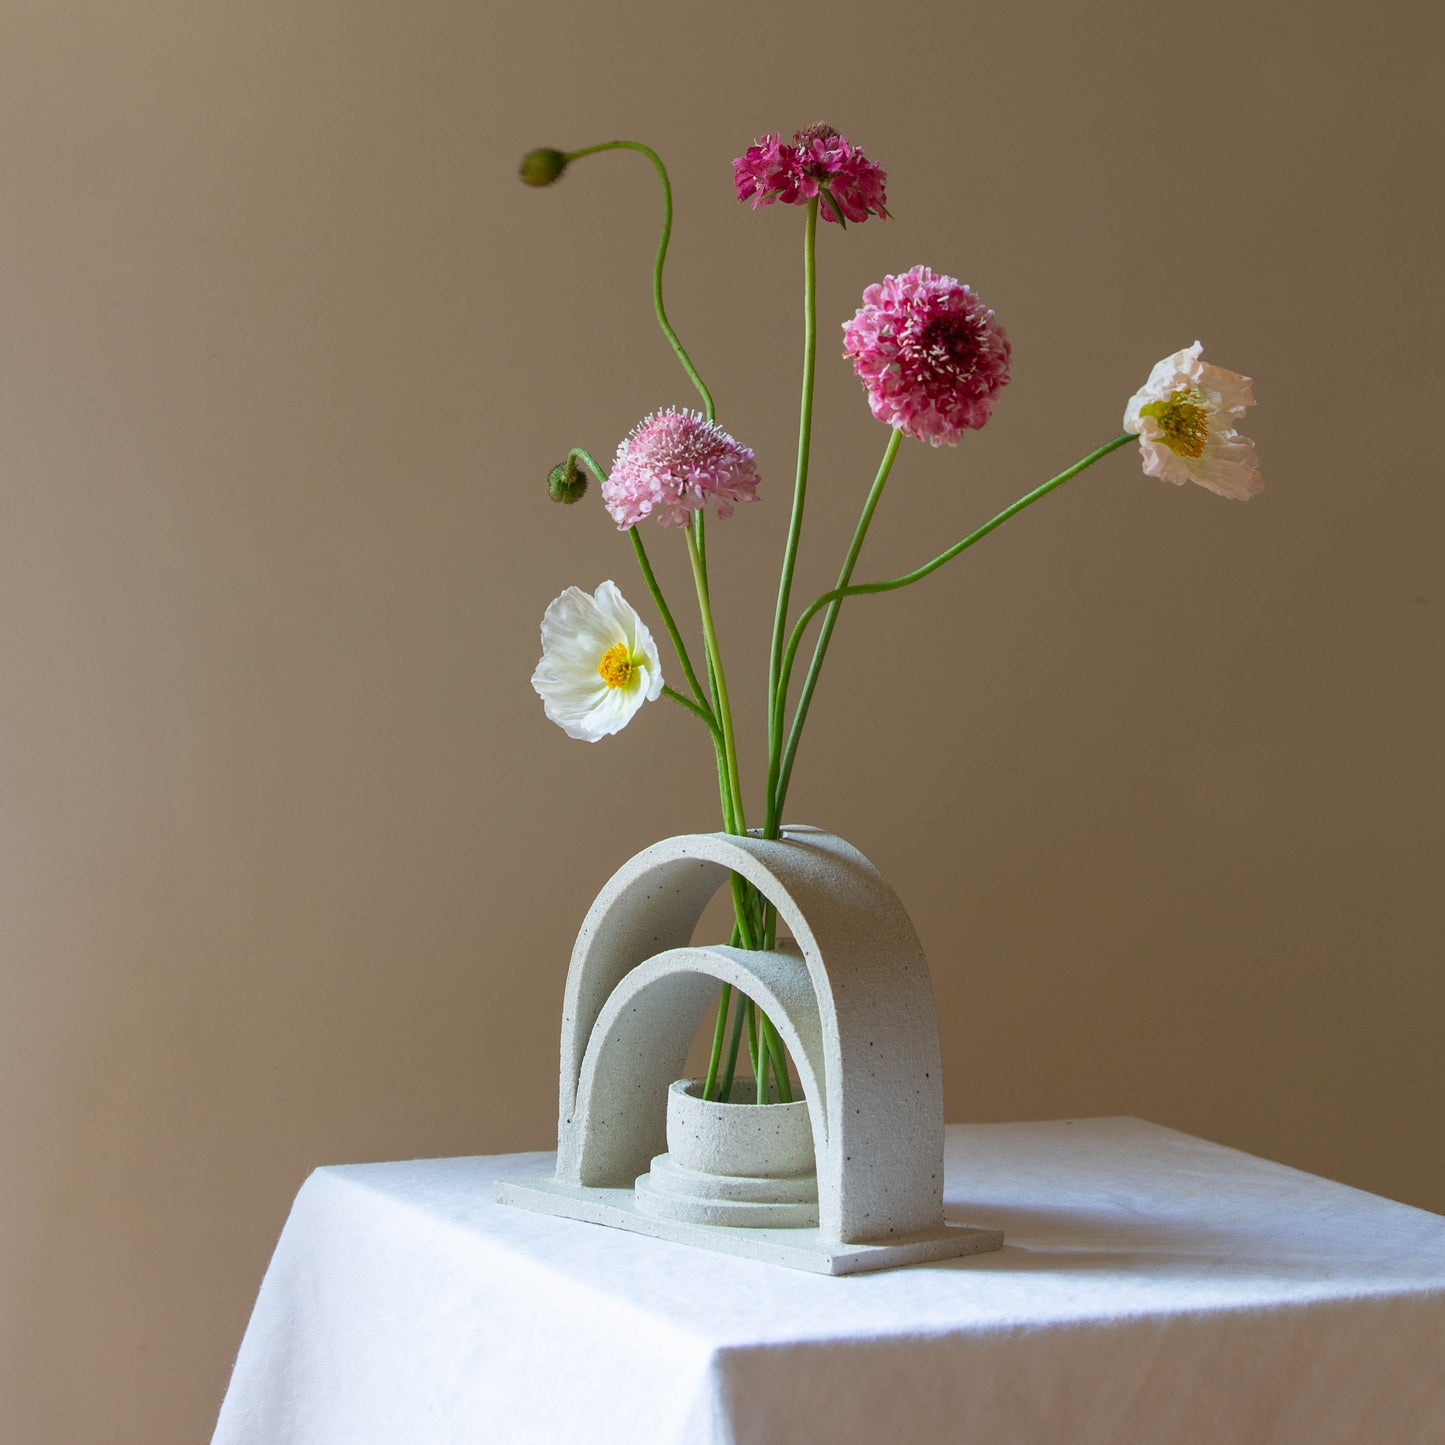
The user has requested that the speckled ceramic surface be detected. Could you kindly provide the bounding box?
[665,1078,815,1178]
[495,826,1004,1271]
[631,1080,821,1228]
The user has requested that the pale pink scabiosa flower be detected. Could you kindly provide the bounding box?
[531,581,663,742]
[603,409,761,530]
[733,124,888,225]
[1124,342,1262,500]
[843,265,1012,445]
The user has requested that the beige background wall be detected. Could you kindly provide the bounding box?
[2,1,1441,1440]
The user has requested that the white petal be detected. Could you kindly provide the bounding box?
[1172,339,1207,386]
[1197,362,1255,419]
[1137,435,1192,486]
[593,580,638,650]
[584,682,646,739]
[531,662,603,707]
[531,581,663,741]
[1187,431,1263,499]
[540,586,623,656]
[635,628,664,702]
[545,697,611,742]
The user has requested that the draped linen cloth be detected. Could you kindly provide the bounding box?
[212,1118,1445,1444]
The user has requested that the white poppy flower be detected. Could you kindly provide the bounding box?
[1124,341,1262,500]
[531,581,664,741]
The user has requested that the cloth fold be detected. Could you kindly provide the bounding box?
[212,1119,1445,1444]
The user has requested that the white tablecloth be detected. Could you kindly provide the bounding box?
[212,1118,1445,1444]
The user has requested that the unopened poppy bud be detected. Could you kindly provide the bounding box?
[548,458,588,504]
[519,148,568,187]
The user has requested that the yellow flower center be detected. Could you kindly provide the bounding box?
[1140,388,1211,459]
[597,643,636,690]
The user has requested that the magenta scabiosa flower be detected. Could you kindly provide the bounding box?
[733,125,888,225]
[603,409,762,530]
[733,132,803,208]
[843,265,1012,445]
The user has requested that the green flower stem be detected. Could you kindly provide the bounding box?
[769,427,903,832]
[712,738,733,828]
[631,522,741,956]
[625,509,746,956]
[583,459,756,1091]
[764,197,820,838]
[661,685,719,735]
[563,141,714,420]
[703,978,734,1100]
[728,877,759,952]
[718,987,748,1102]
[682,517,765,962]
[694,502,709,575]
[627,525,713,716]
[685,518,746,837]
[698,701,753,952]
[694,592,740,842]
[776,435,1137,767]
[759,1015,792,1104]
[567,446,609,484]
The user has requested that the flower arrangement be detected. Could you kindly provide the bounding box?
[522,128,1261,1109]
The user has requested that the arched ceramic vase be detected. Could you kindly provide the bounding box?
[495,826,1004,1275]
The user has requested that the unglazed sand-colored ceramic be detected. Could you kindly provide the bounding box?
[495,827,1003,1274]
[632,1079,820,1228]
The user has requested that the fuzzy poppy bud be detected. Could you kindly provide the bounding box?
[548,457,588,504]
[519,148,568,187]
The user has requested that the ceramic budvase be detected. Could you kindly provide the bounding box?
[496,826,1003,1274]
[634,1079,820,1228]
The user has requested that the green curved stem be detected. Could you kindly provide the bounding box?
[626,525,712,716]
[563,141,714,420]
[567,446,608,485]
[662,685,719,735]
[776,434,1136,790]
[764,198,820,838]
[770,427,902,831]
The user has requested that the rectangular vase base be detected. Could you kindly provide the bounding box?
[495,1173,1005,1276]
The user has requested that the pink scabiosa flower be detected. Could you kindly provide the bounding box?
[603,409,762,530]
[843,265,1012,445]
[1124,342,1262,500]
[733,124,888,225]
